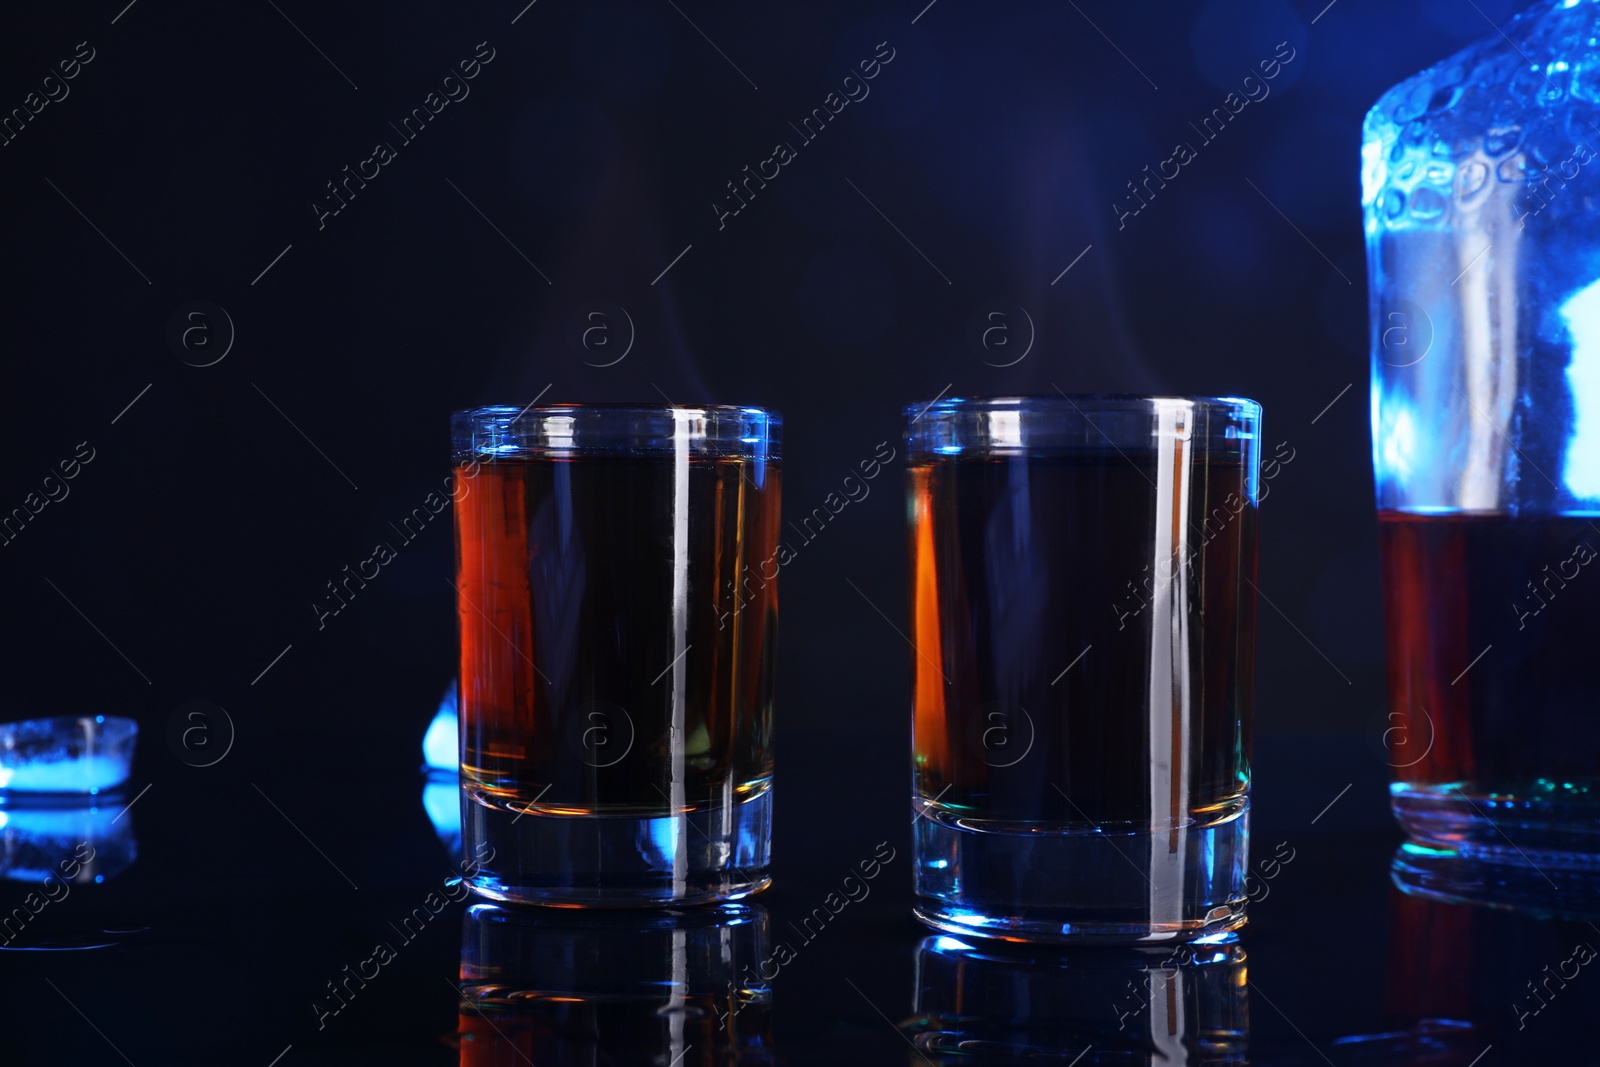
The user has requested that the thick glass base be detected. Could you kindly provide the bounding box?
[462,785,771,906]
[1392,781,1600,870]
[913,801,1248,944]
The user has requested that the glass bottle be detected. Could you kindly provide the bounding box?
[1366,0,1600,868]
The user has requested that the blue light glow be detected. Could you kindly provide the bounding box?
[1360,138,1385,209]
[421,681,462,855]
[1191,930,1237,945]
[1561,277,1600,500]
[423,682,458,772]
[647,813,680,862]
[1374,391,1418,489]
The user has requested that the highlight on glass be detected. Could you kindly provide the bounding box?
[905,395,1261,942]
[451,403,781,906]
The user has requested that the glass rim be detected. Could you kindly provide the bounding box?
[902,394,1261,421]
[455,402,781,421]
[904,393,1262,459]
[452,403,781,458]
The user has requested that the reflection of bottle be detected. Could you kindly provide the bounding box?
[904,933,1247,1064]
[457,902,774,1066]
[1394,835,1600,917]
[1332,849,1598,1060]
[1367,2,1600,864]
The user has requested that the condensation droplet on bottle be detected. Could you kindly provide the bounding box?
[1571,61,1600,103]
[1383,188,1407,220]
[1563,106,1600,144]
[1497,155,1529,183]
[1457,159,1490,200]
[1483,127,1521,157]
[1409,187,1447,220]
[1509,64,1549,104]
[1539,72,1569,107]
[1395,81,1433,123]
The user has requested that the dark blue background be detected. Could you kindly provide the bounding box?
[0,1,1581,1063]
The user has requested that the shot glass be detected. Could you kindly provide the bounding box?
[905,395,1261,942]
[452,404,781,906]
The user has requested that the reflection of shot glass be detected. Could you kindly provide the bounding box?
[457,903,773,1064]
[905,396,1262,942]
[452,404,781,906]
[907,932,1248,1062]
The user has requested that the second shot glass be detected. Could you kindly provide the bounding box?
[905,395,1261,942]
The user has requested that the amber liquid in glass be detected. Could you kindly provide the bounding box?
[455,455,781,820]
[908,451,1255,828]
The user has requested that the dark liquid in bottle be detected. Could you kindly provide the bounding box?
[455,454,780,817]
[908,450,1257,828]
[1379,512,1600,805]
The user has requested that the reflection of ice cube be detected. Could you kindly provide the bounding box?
[423,773,461,857]
[0,801,137,884]
[0,717,136,793]
[423,682,457,773]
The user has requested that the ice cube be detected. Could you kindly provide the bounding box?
[0,717,136,794]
